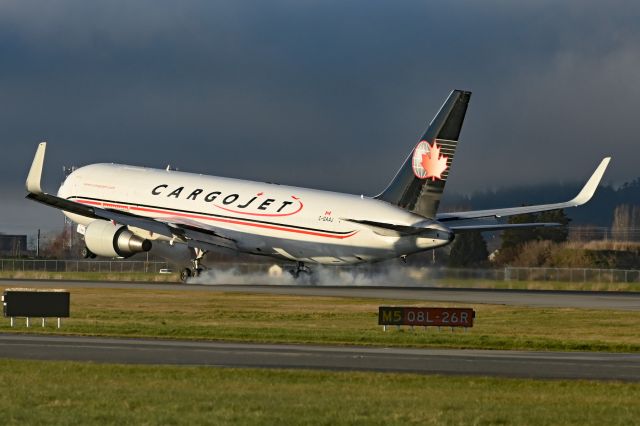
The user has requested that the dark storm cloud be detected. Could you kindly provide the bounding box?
[1,0,640,230]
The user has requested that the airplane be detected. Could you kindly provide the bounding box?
[25,90,610,282]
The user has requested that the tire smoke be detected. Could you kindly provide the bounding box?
[189,262,432,286]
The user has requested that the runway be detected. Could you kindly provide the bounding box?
[2,279,639,310]
[1,334,638,381]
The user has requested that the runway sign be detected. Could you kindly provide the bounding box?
[378,307,474,327]
[3,289,70,318]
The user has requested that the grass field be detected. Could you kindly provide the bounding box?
[0,359,638,425]
[1,284,638,425]
[437,278,639,292]
[1,286,639,352]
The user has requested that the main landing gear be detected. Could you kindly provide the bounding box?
[289,261,312,279]
[80,245,96,259]
[180,248,207,283]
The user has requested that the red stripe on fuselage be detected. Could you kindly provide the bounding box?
[75,199,358,240]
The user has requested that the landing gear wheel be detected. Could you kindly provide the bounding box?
[80,246,96,259]
[180,268,192,283]
[288,269,301,279]
[184,248,207,283]
[289,262,312,280]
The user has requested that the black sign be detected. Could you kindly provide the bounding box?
[3,290,70,317]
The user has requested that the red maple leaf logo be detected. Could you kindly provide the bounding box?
[421,141,448,181]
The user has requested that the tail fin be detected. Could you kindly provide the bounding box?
[376,89,471,218]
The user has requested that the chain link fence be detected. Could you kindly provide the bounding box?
[0,259,170,274]
[502,267,640,283]
[1,259,639,283]
[422,266,640,283]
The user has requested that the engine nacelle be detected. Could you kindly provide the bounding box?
[84,220,152,258]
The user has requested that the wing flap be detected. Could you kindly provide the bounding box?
[95,209,176,239]
[155,216,237,250]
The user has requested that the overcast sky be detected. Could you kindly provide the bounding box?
[1,0,640,232]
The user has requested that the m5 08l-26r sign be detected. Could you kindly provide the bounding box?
[378,307,475,328]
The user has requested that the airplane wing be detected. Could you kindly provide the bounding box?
[26,142,237,252]
[436,157,610,224]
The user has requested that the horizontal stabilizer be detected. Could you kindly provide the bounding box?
[343,219,425,236]
[450,222,561,233]
[343,218,450,237]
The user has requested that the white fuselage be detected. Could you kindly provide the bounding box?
[58,163,452,265]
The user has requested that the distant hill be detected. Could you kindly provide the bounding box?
[441,178,640,227]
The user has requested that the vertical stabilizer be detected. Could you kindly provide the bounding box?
[376,90,471,218]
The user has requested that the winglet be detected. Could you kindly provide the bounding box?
[569,157,611,206]
[26,142,47,194]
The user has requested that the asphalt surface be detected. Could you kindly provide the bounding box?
[1,334,638,381]
[2,279,639,310]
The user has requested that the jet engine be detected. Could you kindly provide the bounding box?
[84,220,152,258]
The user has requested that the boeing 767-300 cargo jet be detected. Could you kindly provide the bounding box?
[25,90,610,281]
